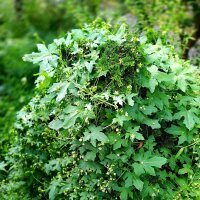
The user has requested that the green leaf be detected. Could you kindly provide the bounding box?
[178,164,193,175]
[165,125,184,136]
[134,132,144,140]
[113,140,123,150]
[173,109,198,130]
[56,82,70,102]
[83,125,108,147]
[177,76,187,92]
[63,105,78,114]
[126,126,144,141]
[183,109,196,131]
[141,104,157,115]
[44,159,61,174]
[124,172,144,191]
[147,65,158,76]
[126,93,136,106]
[148,78,158,93]
[37,44,48,52]
[85,61,95,73]
[132,176,144,191]
[132,163,145,176]
[144,119,160,129]
[48,119,63,131]
[0,162,7,171]
[134,151,167,176]
[112,113,130,126]
[64,33,73,46]
[48,180,60,200]
[48,81,70,102]
[109,24,126,44]
[120,188,128,200]
[54,37,65,46]
[72,42,80,54]
[23,43,59,74]
[143,156,167,168]
[85,151,96,161]
[165,125,193,144]
[63,112,79,129]
[48,82,63,93]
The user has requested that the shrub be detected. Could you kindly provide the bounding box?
[0,0,100,166]
[1,21,200,199]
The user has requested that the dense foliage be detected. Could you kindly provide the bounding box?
[0,0,198,160]
[0,0,100,165]
[1,21,199,199]
[125,0,195,51]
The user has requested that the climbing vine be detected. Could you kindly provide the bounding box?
[1,20,200,200]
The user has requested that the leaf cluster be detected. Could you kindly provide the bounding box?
[1,20,200,200]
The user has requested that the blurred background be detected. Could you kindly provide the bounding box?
[0,0,200,161]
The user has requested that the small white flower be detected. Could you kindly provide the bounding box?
[113,96,123,106]
[114,91,119,95]
[85,103,92,111]
[102,92,110,100]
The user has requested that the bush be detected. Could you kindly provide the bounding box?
[0,0,100,164]
[1,21,200,199]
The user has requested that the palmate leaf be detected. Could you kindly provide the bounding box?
[144,118,161,129]
[15,20,200,199]
[48,105,80,130]
[125,126,144,141]
[63,112,79,129]
[165,125,184,136]
[165,125,193,145]
[56,82,71,102]
[44,159,61,174]
[112,113,131,126]
[108,24,126,44]
[174,66,196,92]
[177,76,187,92]
[133,151,167,176]
[48,179,61,200]
[83,125,108,147]
[85,60,96,73]
[141,104,157,115]
[23,43,59,75]
[48,81,71,102]
[124,172,144,191]
[173,108,200,130]
[85,151,96,161]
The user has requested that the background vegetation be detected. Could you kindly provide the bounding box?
[0,0,200,199]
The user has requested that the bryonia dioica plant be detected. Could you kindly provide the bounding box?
[1,21,200,199]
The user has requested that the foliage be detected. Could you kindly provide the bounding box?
[0,0,101,167]
[1,21,200,199]
[0,0,198,163]
[124,0,195,55]
[0,37,37,161]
